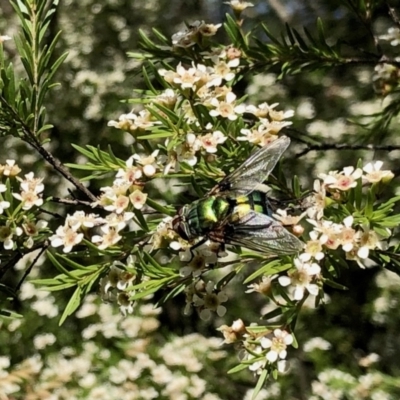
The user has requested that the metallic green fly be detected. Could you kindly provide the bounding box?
[172,135,304,256]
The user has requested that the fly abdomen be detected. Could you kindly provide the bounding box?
[235,191,272,216]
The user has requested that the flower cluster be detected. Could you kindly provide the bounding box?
[13,172,44,210]
[99,260,137,315]
[373,27,400,95]
[50,212,101,253]
[50,148,162,253]
[89,212,133,250]
[274,161,394,302]
[1,289,225,400]
[108,30,293,175]
[379,27,400,47]
[241,326,294,375]
[0,161,45,213]
[0,161,49,250]
[184,280,229,320]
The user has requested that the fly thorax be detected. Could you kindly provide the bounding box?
[185,196,229,236]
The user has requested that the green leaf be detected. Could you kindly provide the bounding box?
[146,197,175,216]
[252,369,269,400]
[57,255,96,271]
[133,208,149,231]
[138,29,159,50]
[224,13,247,49]
[228,363,250,374]
[142,64,157,94]
[157,282,186,304]
[244,260,291,284]
[151,28,168,43]
[0,309,23,320]
[292,175,301,198]
[59,286,82,325]
[322,278,348,291]
[262,307,283,321]
[137,131,174,140]
[46,250,79,280]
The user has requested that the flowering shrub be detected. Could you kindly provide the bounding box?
[2,1,400,399]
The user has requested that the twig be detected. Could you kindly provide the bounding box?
[15,242,49,292]
[0,241,47,280]
[0,95,97,202]
[0,251,23,280]
[51,197,95,207]
[294,143,400,158]
[251,57,400,71]
[37,207,64,219]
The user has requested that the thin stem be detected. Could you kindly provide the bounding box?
[294,142,400,158]
[15,241,49,292]
[0,94,97,201]
[30,0,40,136]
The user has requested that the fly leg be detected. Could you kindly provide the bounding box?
[188,237,209,261]
[187,236,225,268]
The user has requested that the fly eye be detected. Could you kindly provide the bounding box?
[172,215,190,241]
[176,224,190,241]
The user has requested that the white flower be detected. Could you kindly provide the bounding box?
[18,172,44,194]
[33,333,56,350]
[115,157,142,184]
[67,211,104,230]
[207,58,239,86]
[226,0,254,12]
[1,160,21,177]
[0,200,10,214]
[273,209,305,226]
[258,118,293,134]
[356,228,385,260]
[339,215,357,252]
[197,21,222,37]
[0,35,11,43]
[0,226,17,250]
[247,346,266,374]
[176,133,201,167]
[245,102,294,122]
[362,161,394,183]
[13,190,43,210]
[379,27,400,46]
[319,166,363,191]
[199,130,227,153]
[108,110,157,132]
[92,226,122,250]
[129,189,147,209]
[307,219,342,250]
[306,179,326,220]
[179,243,219,277]
[154,88,178,108]
[105,212,134,231]
[193,281,228,320]
[303,337,331,352]
[238,126,278,147]
[132,150,159,177]
[209,92,245,120]
[50,225,84,253]
[246,102,279,118]
[300,231,325,262]
[260,329,293,363]
[173,63,202,89]
[278,258,320,300]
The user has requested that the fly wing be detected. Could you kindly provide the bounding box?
[215,210,303,256]
[209,136,290,197]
